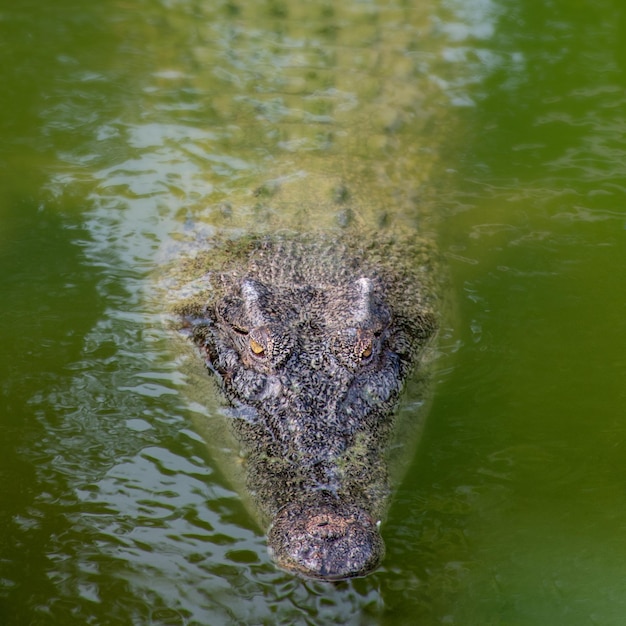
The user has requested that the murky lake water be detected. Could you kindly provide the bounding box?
[2,0,626,624]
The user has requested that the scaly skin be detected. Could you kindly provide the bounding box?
[170,231,440,580]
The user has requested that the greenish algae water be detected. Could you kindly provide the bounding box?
[1,0,626,624]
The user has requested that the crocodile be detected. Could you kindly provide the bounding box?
[156,0,460,583]
[169,230,441,580]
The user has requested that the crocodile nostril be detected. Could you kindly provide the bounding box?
[306,513,350,539]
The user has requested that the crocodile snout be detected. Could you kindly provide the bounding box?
[267,497,384,581]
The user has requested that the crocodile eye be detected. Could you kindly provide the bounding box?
[361,343,373,359]
[249,337,266,357]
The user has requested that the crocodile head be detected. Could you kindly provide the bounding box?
[177,236,438,579]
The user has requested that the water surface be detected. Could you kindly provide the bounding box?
[1,0,626,624]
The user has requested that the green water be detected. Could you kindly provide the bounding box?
[2,0,626,624]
